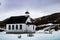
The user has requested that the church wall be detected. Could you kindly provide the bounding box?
[6,23,27,32]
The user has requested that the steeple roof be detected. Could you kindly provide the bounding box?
[25,11,30,14]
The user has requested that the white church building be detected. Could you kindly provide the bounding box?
[5,11,36,34]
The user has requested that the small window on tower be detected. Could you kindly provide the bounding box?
[33,25,34,30]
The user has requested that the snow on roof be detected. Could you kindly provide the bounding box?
[46,23,53,25]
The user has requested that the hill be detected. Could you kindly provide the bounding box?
[33,12,60,26]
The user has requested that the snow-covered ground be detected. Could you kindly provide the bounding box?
[0,30,60,40]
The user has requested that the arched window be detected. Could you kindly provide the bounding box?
[20,25,22,30]
[9,25,11,30]
[12,25,14,30]
[16,25,18,30]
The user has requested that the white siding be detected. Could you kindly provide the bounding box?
[27,25,36,32]
[6,24,36,33]
[6,24,27,32]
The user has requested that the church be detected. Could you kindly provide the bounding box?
[5,11,36,34]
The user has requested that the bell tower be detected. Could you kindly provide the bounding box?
[25,10,30,17]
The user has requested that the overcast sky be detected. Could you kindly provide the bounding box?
[0,0,60,21]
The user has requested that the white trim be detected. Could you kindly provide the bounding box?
[25,17,32,23]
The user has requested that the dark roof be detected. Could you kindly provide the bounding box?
[6,16,29,24]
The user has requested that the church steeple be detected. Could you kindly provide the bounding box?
[25,11,29,14]
[25,10,30,17]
